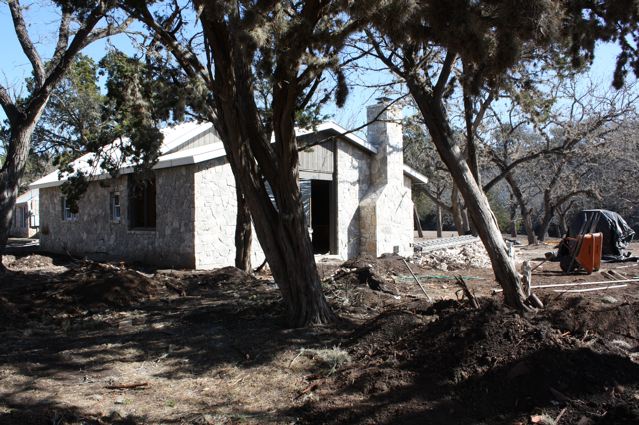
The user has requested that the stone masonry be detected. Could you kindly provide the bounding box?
[335,139,371,259]
[193,158,265,269]
[37,113,418,269]
[359,102,414,257]
[39,166,196,268]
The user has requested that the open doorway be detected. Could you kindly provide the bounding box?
[311,180,331,254]
[301,178,335,254]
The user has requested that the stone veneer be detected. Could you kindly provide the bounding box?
[359,103,414,257]
[335,139,371,259]
[193,158,265,269]
[39,166,196,268]
[38,115,415,268]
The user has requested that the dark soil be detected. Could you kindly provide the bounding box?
[298,296,639,425]
[1,249,638,424]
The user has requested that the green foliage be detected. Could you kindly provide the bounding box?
[487,190,511,232]
[32,55,104,157]
[53,49,203,208]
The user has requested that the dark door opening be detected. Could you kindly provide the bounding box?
[311,180,332,254]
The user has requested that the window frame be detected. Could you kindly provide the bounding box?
[110,191,121,223]
[61,197,78,222]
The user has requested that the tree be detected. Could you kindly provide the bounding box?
[365,0,639,310]
[486,75,638,241]
[120,0,386,326]
[363,2,560,309]
[0,0,130,268]
[30,55,105,160]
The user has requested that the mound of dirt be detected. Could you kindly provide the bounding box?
[323,255,413,314]
[198,266,253,285]
[343,253,415,275]
[545,295,639,347]
[308,298,639,424]
[61,262,161,308]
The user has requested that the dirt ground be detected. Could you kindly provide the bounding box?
[1,237,638,424]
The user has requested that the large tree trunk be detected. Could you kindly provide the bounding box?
[234,185,252,273]
[0,123,37,270]
[409,81,529,310]
[215,110,335,326]
[131,1,336,327]
[204,46,335,326]
[505,173,536,245]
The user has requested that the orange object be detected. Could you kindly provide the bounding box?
[575,232,603,274]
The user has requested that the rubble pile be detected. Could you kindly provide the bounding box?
[2,254,58,270]
[416,242,491,270]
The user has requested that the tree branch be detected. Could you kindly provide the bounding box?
[433,51,456,100]
[49,7,72,70]
[8,0,45,88]
[0,84,20,125]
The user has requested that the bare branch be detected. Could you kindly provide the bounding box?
[84,16,134,47]
[50,7,72,70]
[0,84,20,124]
[8,0,45,88]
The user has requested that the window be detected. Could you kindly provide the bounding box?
[61,198,78,221]
[110,192,121,223]
[128,176,156,229]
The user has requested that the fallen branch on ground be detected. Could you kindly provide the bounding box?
[105,382,149,390]
[455,276,480,309]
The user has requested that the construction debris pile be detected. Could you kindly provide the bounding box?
[416,241,491,270]
[2,254,58,270]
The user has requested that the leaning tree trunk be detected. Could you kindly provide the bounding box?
[206,54,335,326]
[234,185,252,273]
[409,82,529,310]
[0,123,37,270]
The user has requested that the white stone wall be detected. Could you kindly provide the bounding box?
[39,166,196,268]
[335,140,371,259]
[193,159,265,269]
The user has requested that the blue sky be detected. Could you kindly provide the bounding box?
[0,3,626,133]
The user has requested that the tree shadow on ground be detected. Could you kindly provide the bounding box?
[0,265,356,424]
